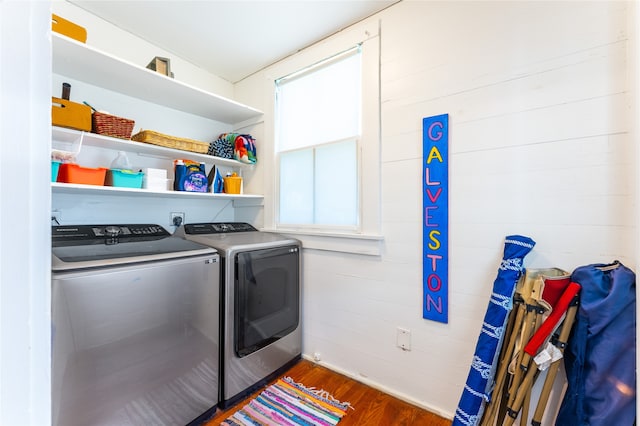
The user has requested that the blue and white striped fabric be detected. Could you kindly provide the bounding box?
[453,235,536,426]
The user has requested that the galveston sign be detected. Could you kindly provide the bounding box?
[422,114,449,323]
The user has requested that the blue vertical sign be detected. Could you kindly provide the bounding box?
[423,114,449,323]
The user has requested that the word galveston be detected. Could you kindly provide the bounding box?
[422,114,449,323]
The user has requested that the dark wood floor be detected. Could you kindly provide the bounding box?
[204,359,452,425]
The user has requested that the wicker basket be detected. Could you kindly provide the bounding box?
[92,111,135,139]
[131,130,210,154]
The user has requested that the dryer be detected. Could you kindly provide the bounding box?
[51,224,220,426]
[175,222,301,408]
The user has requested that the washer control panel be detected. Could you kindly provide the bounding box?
[183,222,257,235]
[52,224,170,244]
[92,225,167,237]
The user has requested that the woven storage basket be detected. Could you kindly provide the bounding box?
[131,130,210,154]
[92,111,135,139]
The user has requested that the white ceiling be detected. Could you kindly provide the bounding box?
[70,1,397,83]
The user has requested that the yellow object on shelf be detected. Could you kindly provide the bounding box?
[52,97,92,131]
[51,14,87,43]
[223,172,242,194]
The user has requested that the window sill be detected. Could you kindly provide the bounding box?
[261,229,384,256]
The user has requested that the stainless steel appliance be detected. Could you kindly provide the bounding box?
[51,224,220,426]
[175,222,301,408]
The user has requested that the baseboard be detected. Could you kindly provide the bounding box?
[301,354,454,420]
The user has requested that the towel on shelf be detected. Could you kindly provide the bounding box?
[209,133,234,159]
[233,134,257,164]
[209,133,256,164]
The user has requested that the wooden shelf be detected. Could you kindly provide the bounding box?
[52,34,263,124]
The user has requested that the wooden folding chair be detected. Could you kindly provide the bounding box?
[503,282,581,426]
[480,269,571,426]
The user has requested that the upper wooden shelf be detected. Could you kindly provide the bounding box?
[52,33,263,124]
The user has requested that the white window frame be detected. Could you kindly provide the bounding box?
[262,20,382,255]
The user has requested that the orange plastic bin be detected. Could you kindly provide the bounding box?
[57,163,107,186]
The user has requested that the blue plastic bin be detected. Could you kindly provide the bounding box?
[52,161,61,182]
[106,169,144,189]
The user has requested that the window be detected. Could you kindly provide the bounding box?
[265,22,382,255]
[276,48,361,229]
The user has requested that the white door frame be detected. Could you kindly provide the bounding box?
[0,1,52,424]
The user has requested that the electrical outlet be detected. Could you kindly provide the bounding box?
[397,327,411,351]
[170,212,185,227]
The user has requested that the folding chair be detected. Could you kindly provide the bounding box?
[480,269,573,426]
[502,281,581,426]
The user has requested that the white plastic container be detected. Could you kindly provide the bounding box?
[142,167,170,191]
[110,151,132,170]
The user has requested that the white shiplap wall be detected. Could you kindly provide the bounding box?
[236,0,635,419]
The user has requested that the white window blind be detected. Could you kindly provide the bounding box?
[276,47,361,229]
[264,21,382,254]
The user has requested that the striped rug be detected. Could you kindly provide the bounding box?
[221,376,351,426]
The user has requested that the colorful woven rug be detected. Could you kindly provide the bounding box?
[220,376,351,426]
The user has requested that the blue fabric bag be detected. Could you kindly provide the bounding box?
[555,261,636,426]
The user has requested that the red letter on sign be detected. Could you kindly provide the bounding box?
[427,273,442,292]
[426,187,442,203]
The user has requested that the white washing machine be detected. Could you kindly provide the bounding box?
[175,222,301,408]
[51,224,220,426]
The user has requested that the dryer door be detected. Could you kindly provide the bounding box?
[234,245,300,357]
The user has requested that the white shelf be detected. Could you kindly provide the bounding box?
[51,34,264,207]
[52,126,251,168]
[52,33,263,124]
[52,182,264,204]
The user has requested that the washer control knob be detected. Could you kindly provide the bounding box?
[104,225,121,237]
